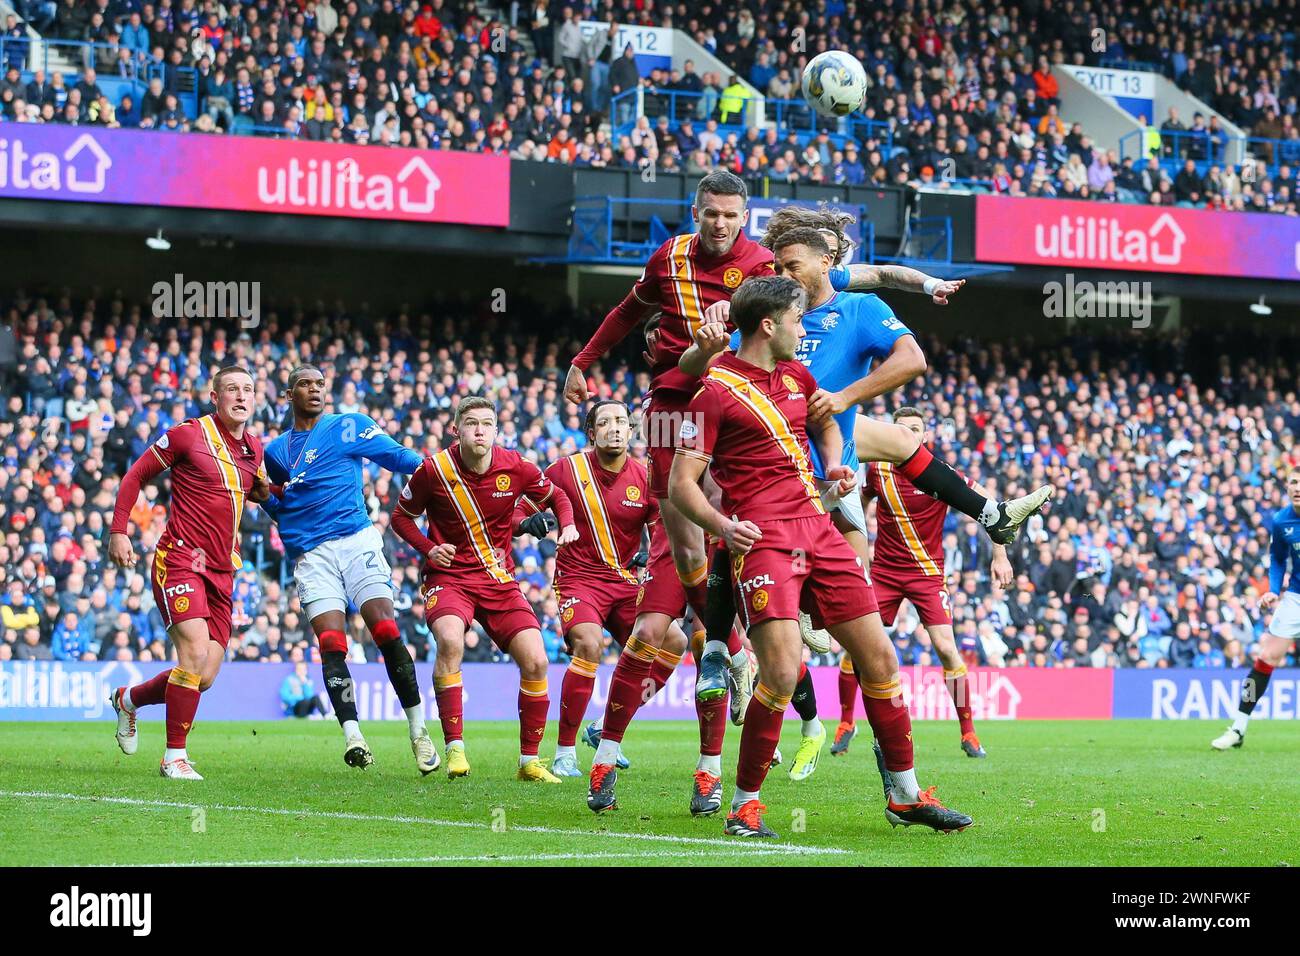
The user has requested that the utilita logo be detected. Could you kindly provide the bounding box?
[256,156,441,214]
[1033,211,1186,266]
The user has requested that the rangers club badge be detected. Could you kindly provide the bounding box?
[723,268,743,289]
[174,596,190,613]
[626,486,641,502]
[822,312,839,330]
[496,474,512,492]
[305,449,317,464]
[751,589,769,612]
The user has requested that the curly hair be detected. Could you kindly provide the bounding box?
[759,203,857,266]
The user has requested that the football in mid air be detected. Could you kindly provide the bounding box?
[801,51,868,118]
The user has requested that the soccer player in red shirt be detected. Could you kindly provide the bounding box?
[107,366,271,780]
[564,170,773,709]
[657,275,973,836]
[389,397,578,783]
[514,400,692,778]
[837,405,1015,761]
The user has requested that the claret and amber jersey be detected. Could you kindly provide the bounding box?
[520,451,657,586]
[573,231,774,393]
[864,460,972,577]
[678,352,825,522]
[111,414,266,573]
[395,444,563,584]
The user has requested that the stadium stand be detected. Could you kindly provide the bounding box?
[2,289,1297,672]
[2,0,1300,211]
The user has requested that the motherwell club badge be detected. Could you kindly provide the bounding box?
[723,268,743,289]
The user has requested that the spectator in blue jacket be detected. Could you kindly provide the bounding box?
[51,611,91,660]
[280,661,326,717]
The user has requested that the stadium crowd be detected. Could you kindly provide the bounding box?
[3,0,1300,212]
[0,288,1297,672]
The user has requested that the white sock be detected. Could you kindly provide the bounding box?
[888,768,920,803]
[447,739,464,750]
[697,753,722,776]
[731,787,760,809]
[519,753,537,767]
[122,688,136,712]
[404,705,425,738]
[555,744,576,759]
[978,498,1000,525]
[342,719,361,740]
[703,639,729,659]
[594,738,621,766]
[801,718,822,738]
[1232,711,1250,734]
[163,747,187,762]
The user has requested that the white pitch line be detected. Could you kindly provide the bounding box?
[0,790,849,857]
[108,848,816,867]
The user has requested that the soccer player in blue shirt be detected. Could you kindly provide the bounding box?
[1212,467,1300,749]
[264,365,438,775]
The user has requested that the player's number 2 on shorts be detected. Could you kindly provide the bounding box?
[939,589,951,614]
[364,551,380,570]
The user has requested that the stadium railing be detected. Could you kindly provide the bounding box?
[610,87,893,155]
[1119,127,1298,180]
[1,36,198,118]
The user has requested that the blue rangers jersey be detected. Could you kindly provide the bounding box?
[264,412,424,559]
[1269,504,1300,596]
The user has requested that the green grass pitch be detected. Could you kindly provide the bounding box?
[1,720,1297,866]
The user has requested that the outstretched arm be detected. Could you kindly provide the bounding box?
[831,264,966,304]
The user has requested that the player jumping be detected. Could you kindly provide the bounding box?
[262,365,437,774]
[663,275,972,837]
[564,170,774,712]
[1212,467,1300,749]
[108,366,271,780]
[389,397,577,782]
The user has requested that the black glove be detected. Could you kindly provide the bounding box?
[519,512,557,538]
[627,549,649,569]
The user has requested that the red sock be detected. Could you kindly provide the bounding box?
[649,647,681,697]
[861,676,914,771]
[558,659,597,747]
[128,669,172,709]
[518,678,549,757]
[726,628,743,656]
[164,668,201,750]
[838,658,857,724]
[735,682,791,792]
[679,563,709,624]
[600,637,657,744]
[696,693,727,757]
[434,672,464,745]
[945,664,976,737]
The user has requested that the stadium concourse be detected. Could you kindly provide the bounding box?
[1,290,1297,674]
[2,0,1300,211]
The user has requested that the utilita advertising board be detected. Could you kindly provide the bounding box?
[975,194,1300,281]
[0,125,509,226]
